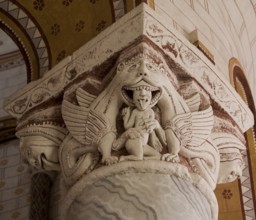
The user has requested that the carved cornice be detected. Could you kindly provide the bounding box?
[4,4,253,133]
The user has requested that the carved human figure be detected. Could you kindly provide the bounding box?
[112,81,163,161]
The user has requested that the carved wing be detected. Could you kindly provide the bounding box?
[62,88,96,145]
[171,106,214,147]
[76,88,96,107]
[211,132,246,162]
[184,93,201,112]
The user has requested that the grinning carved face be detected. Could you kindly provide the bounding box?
[19,136,60,171]
[123,80,160,110]
[133,85,152,111]
[120,56,165,108]
[217,159,244,184]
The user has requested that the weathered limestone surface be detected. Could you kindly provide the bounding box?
[68,172,211,220]
[4,4,254,220]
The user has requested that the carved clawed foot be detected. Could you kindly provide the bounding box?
[161,153,180,163]
[102,156,119,165]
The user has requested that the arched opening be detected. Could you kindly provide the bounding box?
[229,58,256,216]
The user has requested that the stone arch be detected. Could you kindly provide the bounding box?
[229,57,256,218]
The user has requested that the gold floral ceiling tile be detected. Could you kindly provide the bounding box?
[17,0,115,66]
[215,180,244,220]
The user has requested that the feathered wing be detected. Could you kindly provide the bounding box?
[62,88,96,145]
[184,93,201,112]
[171,106,214,147]
[172,107,219,189]
[76,88,96,107]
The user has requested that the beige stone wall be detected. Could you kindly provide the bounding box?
[154,0,256,103]
[0,64,27,117]
[0,139,31,220]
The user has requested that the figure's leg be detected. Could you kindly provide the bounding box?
[98,132,118,165]
[143,145,161,160]
[119,139,143,161]
[161,129,180,162]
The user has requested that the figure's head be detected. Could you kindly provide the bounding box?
[16,124,67,171]
[19,135,60,171]
[217,145,245,184]
[217,159,244,184]
[132,83,153,111]
[116,42,179,109]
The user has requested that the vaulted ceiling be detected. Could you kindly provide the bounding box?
[0,0,134,81]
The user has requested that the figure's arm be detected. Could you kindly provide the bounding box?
[143,109,160,133]
[149,109,155,119]
[122,107,135,130]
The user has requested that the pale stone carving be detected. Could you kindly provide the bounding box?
[3,4,254,220]
[59,42,218,191]
[68,172,212,220]
[213,133,246,184]
[16,123,67,171]
[112,83,164,161]
[9,40,248,193]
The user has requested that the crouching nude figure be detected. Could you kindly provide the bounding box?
[112,81,165,161]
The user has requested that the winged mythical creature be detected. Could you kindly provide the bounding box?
[60,43,218,187]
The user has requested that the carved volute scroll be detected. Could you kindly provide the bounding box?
[4,4,253,220]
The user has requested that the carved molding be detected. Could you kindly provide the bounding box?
[4,4,253,134]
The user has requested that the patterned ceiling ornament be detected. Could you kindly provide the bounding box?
[0,0,51,78]
[222,189,233,199]
[90,0,99,4]
[96,20,106,32]
[33,0,45,11]
[50,23,60,36]
[56,50,66,63]
[75,20,85,32]
[62,0,73,7]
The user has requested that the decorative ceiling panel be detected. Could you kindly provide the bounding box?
[16,0,115,67]
[0,0,120,79]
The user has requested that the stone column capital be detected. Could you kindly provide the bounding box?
[4,4,253,220]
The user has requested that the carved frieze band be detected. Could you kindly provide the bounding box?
[4,4,253,133]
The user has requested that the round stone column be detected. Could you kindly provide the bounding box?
[30,172,53,220]
[63,161,217,220]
